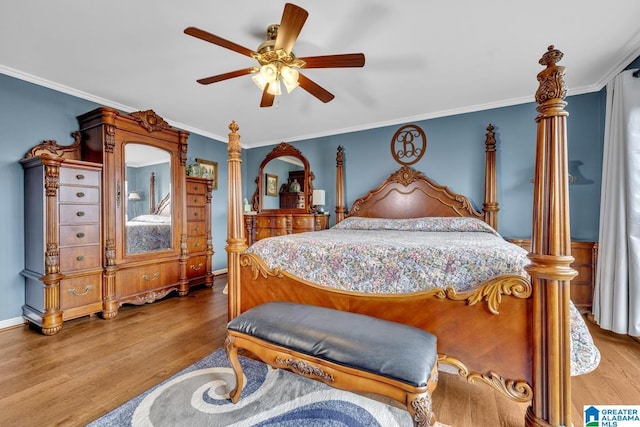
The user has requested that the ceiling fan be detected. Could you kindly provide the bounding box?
[184,3,365,107]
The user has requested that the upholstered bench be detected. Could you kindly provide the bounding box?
[226,301,439,426]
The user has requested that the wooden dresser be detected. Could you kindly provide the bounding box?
[21,156,103,335]
[279,191,305,209]
[509,239,598,313]
[244,213,330,246]
[185,176,214,287]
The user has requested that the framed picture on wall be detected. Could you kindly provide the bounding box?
[265,173,278,196]
[195,158,218,190]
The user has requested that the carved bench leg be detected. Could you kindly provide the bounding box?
[224,335,244,403]
[408,392,435,427]
[408,363,439,426]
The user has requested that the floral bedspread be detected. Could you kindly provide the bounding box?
[126,214,171,254]
[246,216,600,375]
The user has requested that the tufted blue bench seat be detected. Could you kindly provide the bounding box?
[226,301,439,426]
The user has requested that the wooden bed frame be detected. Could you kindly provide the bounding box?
[226,46,575,427]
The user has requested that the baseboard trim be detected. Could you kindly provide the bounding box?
[0,316,26,332]
[213,268,228,276]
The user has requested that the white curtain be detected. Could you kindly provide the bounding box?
[593,68,640,336]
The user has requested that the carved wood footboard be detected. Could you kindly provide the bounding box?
[235,252,533,402]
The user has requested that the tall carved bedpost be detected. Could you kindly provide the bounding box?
[335,146,346,223]
[225,121,247,321]
[525,46,576,427]
[483,124,498,230]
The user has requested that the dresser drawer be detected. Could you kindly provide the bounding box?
[186,194,206,207]
[187,221,206,237]
[292,215,315,231]
[59,244,101,272]
[187,236,207,253]
[60,224,100,246]
[187,206,205,222]
[59,204,100,224]
[59,167,101,186]
[59,185,100,204]
[59,273,102,310]
[256,228,288,241]
[256,215,288,229]
[187,255,207,279]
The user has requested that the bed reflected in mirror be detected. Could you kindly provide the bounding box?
[124,143,172,255]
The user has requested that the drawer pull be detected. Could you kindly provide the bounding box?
[76,174,85,180]
[194,212,199,217]
[76,232,85,238]
[190,263,204,271]
[142,272,160,281]
[194,198,199,203]
[194,226,200,232]
[76,192,85,198]
[76,255,85,261]
[76,211,85,217]
[69,285,93,296]
[194,242,200,248]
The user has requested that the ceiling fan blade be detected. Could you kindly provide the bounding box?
[297,73,335,103]
[260,85,275,108]
[274,3,309,53]
[196,68,256,85]
[184,26,256,58]
[298,53,366,69]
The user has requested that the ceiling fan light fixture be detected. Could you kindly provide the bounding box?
[280,65,300,93]
[251,63,277,90]
[266,79,282,96]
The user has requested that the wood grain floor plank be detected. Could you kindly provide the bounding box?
[0,275,638,427]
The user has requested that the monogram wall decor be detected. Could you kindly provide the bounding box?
[390,124,426,166]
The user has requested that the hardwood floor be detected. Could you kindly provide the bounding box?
[0,275,638,426]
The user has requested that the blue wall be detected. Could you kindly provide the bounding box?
[0,71,606,325]
[245,91,605,241]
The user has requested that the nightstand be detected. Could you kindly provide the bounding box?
[508,239,598,314]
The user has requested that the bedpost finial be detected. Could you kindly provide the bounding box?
[539,45,563,67]
[228,121,242,155]
[535,45,567,107]
[485,124,496,149]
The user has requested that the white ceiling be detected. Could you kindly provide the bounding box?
[1,1,639,148]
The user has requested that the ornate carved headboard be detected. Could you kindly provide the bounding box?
[347,166,485,220]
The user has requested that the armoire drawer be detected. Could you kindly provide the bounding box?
[59,204,100,224]
[59,273,102,310]
[59,167,101,187]
[187,221,206,237]
[59,186,100,204]
[186,194,206,207]
[115,261,180,297]
[186,180,207,195]
[187,207,205,222]
[187,236,207,253]
[59,245,101,272]
[60,224,100,246]
[187,256,207,279]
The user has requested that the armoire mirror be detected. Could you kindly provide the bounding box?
[251,142,315,213]
[124,143,172,255]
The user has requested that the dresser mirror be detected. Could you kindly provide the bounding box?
[251,142,315,213]
[124,143,172,255]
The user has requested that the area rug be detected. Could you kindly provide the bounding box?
[88,349,418,426]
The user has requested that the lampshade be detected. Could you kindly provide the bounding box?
[128,192,141,201]
[312,189,325,206]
